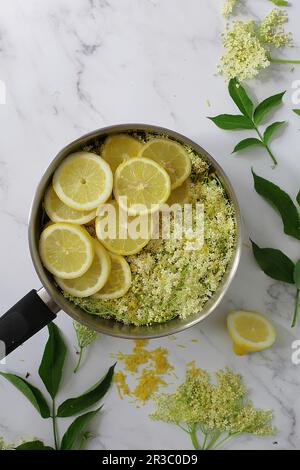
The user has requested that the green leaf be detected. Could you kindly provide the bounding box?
[294,260,300,290]
[57,363,115,417]
[252,170,300,241]
[79,431,93,450]
[253,91,286,125]
[297,190,300,206]
[15,440,54,450]
[251,240,295,284]
[60,408,101,450]
[269,0,288,5]
[232,138,264,153]
[293,109,300,117]
[228,79,253,118]
[208,114,254,130]
[263,121,286,145]
[0,373,50,418]
[38,323,67,399]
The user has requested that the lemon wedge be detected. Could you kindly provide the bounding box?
[44,185,96,225]
[139,138,191,189]
[95,201,151,255]
[55,240,111,297]
[39,223,94,279]
[227,310,276,356]
[93,253,131,300]
[114,157,171,215]
[53,152,113,211]
[102,134,143,173]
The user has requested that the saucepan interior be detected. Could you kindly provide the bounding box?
[29,124,242,339]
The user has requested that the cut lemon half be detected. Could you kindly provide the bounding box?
[95,201,151,255]
[44,185,96,225]
[55,241,111,297]
[114,157,171,215]
[166,178,191,206]
[53,152,113,211]
[139,138,191,190]
[102,134,143,173]
[39,223,94,279]
[93,253,131,300]
[227,310,276,356]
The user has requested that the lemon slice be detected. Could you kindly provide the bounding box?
[55,241,111,297]
[114,157,171,215]
[95,201,151,255]
[139,138,191,190]
[53,152,113,211]
[166,178,191,206]
[44,185,96,225]
[227,310,276,356]
[93,253,131,299]
[39,223,94,279]
[102,134,143,173]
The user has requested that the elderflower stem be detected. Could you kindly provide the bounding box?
[189,424,200,450]
[74,347,84,374]
[210,432,241,450]
[176,423,190,434]
[270,57,300,65]
[202,433,209,450]
[205,432,221,450]
[52,400,59,450]
[291,289,300,328]
[254,125,277,166]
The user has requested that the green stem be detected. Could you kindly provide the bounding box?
[205,432,221,450]
[210,432,241,450]
[270,57,300,65]
[291,289,300,328]
[52,400,59,450]
[202,433,208,450]
[176,423,190,434]
[74,347,84,374]
[254,125,277,166]
[189,424,200,450]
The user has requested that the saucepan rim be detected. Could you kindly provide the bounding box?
[28,123,242,339]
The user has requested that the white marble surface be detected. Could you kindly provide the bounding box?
[0,0,300,450]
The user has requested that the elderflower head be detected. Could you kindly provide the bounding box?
[219,8,293,81]
[151,367,275,449]
[73,321,98,373]
[219,20,270,81]
[222,0,238,19]
[73,321,98,349]
[257,8,292,48]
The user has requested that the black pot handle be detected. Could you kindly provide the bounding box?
[0,288,59,360]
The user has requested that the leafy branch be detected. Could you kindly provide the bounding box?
[0,323,115,450]
[252,170,300,241]
[251,171,300,326]
[208,79,286,166]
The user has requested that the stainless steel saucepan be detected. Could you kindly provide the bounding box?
[0,124,242,359]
